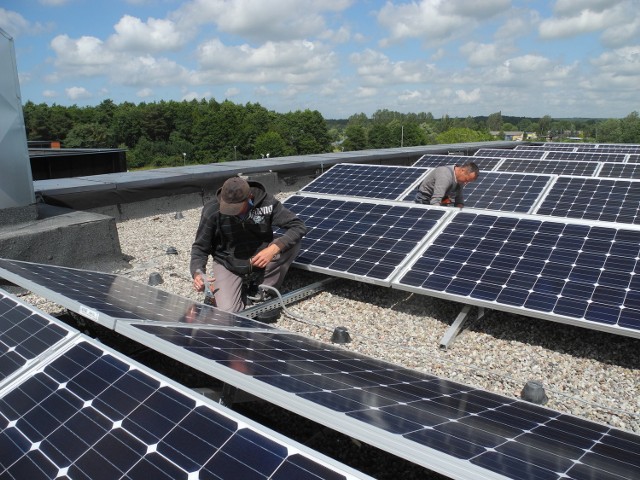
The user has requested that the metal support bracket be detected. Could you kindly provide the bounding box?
[439,305,486,349]
[242,277,336,318]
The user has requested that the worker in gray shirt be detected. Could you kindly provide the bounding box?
[415,162,479,207]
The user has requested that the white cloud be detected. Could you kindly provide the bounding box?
[136,87,153,98]
[377,0,509,46]
[539,0,638,46]
[350,49,437,87]
[193,38,336,85]
[460,42,504,67]
[456,88,481,103]
[39,0,71,5]
[108,15,188,52]
[42,89,57,98]
[51,35,116,76]
[172,0,353,43]
[65,86,92,100]
[0,8,49,37]
[225,87,240,97]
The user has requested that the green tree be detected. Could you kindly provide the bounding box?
[254,131,292,158]
[486,111,503,131]
[343,124,367,151]
[436,127,492,144]
[64,122,110,147]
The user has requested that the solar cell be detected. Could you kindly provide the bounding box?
[474,149,545,159]
[544,151,627,163]
[0,337,367,480]
[395,212,640,336]
[300,163,428,200]
[412,154,502,171]
[626,154,640,163]
[281,195,448,283]
[0,259,263,329]
[535,177,640,225]
[0,289,76,385]
[598,163,640,179]
[495,158,599,176]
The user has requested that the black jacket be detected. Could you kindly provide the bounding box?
[189,181,307,277]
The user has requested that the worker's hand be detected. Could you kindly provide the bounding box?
[440,196,452,205]
[455,203,464,209]
[251,244,280,269]
[193,270,215,293]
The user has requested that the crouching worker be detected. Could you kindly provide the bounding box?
[190,176,307,316]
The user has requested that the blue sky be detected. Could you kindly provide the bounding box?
[2,0,639,119]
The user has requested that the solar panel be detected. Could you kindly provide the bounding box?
[2,260,640,480]
[0,289,77,386]
[474,149,545,159]
[514,145,576,152]
[411,154,502,171]
[281,195,448,283]
[0,337,367,480]
[395,212,640,337]
[300,163,428,200]
[451,172,552,213]
[0,259,263,330]
[626,154,640,163]
[598,162,640,179]
[544,150,628,163]
[116,322,640,480]
[401,171,552,214]
[495,158,599,176]
[535,177,640,225]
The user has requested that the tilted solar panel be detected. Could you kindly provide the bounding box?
[626,154,640,163]
[281,195,448,283]
[117,322,640,480]
[402,171,552,214]
[474,149,545,159]
[395,212,640,336]
[0,259,263,330]
[458,172,553,213]
[514,145,576,152]
[544,151,628,163]
[300,163,428,200]
[412,154,502,171]
[0,337,367,480]
[535,177,640,225]
[495,158,599,176]
[598,163,640,179]
[0,289,76,385]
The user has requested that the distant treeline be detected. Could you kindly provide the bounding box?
[22,99,640,169]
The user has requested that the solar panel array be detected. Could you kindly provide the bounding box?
[534,176,640,225]
[300,163,428,200]
[475,148,545,159]
[446,171,553,213]
[280,195,448,283]
[0,288,367,480]
[412,154,503,171]
[495,158,599,176]
[395,212,640,334]
[542,143,640,154]
[1,263,639,480]
[544,150,628,163]
[599,163,640,179]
